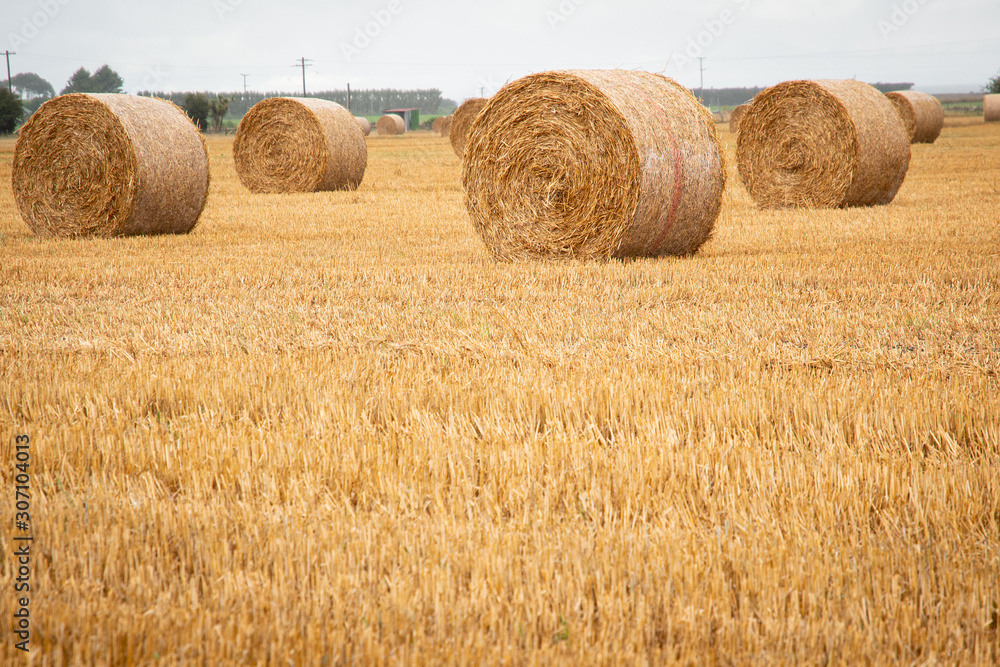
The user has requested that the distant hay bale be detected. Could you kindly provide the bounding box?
[432,116,444,133]
[12,93,209,238]
[449,98,487,157]
[737,79,910,209]
[376,114,405,135]
[355,116,371,136]
[438,115,453,137]
[462,70,725,261]
[233,97,366,194]
[885,91,944,143]
[986,95,1000,122]
[729,104,749,133]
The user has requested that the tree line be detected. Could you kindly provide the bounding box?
[692,83,915,108]
[5,63,1000,136]
[138,89,454,120]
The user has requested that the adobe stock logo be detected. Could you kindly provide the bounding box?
[340,1,404,62]
[672,0,752,72]
[6,0,74,49]
[546,0,589,31]
[877,0,933,39]
[212,0,244,21]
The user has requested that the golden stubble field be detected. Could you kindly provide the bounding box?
[1,121,999,664]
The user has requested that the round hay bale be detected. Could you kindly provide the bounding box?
[985,94,1000,123]
[462,70,725,261]
[449,98,487,158]
[886,91,944,143]
[432,116,444,133]
[729,103,749,134]
[376,114,405,135]
[233,97,366,194]
[438,115,453,137]
[12,93,209,238]
[355,116,371,136]
[736,79,910,209]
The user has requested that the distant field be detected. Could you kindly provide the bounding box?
[1,123,998,663]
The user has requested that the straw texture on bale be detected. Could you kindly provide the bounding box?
[886,91,944,143]
[233,97,366,194]
[438,115,453,137]
[449,98,487,158]
[355,116,371,136]
[985,95,1000,122]
[376,114,405,135]
[729,104,749,133]
[462,70,725,261]
[12,93,209,238]
[736,79,910,209]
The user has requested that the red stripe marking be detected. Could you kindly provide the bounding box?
[631,82,685,255]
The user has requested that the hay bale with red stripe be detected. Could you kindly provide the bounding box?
[461,70,725,261]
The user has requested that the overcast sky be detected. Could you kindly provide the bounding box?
[4,0,999,103]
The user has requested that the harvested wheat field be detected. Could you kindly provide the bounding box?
[1,121,999,664]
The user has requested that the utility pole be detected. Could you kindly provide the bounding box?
[347,83,351,112]
[295,57,313,96]
[698,57,705,100]
[240,73,249,94]
[480,86,485,97]
[3,51,14,94]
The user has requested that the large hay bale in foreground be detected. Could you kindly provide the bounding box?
[12,93,209,238]
[355,116,371,136]
[438,115,453,137]
[450,98,487,157]
[729,104,749,134]
[737,79,910,209]
[886,91,944,143]
[234,97,366,194]
[376,114,405,135]
[462,70,725,261]
[986,95,1000,122]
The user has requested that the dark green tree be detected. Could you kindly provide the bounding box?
[61,67,96,94]
[60,65,125,95]
[6,72,55,99]
[0,89,24,134]
[208,95,230,132]
[91,65,124,93]
[183,93,210,131]
[987,70,1000,94]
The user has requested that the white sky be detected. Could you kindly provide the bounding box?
[4,0,999,102]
